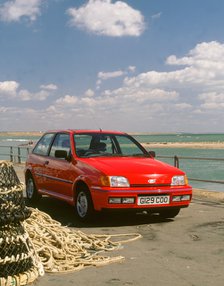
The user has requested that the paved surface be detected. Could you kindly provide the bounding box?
[13,164,224,286]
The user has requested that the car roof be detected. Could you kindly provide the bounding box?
[45,129,126,135]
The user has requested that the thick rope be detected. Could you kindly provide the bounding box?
[23,208,141,273]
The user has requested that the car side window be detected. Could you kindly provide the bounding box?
[49,133,71,158]
[33,133,55,156]
[74,134,92,156]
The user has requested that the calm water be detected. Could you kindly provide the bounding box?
[0,133,224,192]
[133,134,224,192]
[0,135,39,146]
[133,133,224,143]
[0,135,40,163]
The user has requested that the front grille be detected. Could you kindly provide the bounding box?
[130,184,170,188]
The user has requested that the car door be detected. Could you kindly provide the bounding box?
[30,132,56,190]
[43,133,75,202]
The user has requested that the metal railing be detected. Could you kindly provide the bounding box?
[0,145,32,164]
[0,145,224,186]
[157,155,224,185]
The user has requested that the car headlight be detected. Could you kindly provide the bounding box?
[171,175,188,186]
[101,176,130,187]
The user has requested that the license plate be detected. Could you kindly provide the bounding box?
[137,195,170,206]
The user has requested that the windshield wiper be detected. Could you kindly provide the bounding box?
[80,152,149,158]
[81,153,126,158]
[132,153,150,157]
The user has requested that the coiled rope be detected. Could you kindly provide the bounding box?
[23,207,141,273]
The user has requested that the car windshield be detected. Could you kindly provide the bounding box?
[74,133,149,158]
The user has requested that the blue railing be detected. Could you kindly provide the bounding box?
[0,145,224,186]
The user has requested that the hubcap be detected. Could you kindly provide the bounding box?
[26,178,34,199]
[77,191,88,218]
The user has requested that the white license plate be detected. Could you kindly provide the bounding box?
[137,195,170,206]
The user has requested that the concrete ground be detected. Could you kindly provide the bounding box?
[13,164,224,286]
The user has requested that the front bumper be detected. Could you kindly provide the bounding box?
[91,186,192,211]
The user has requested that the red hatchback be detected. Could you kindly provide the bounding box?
[25,129,192,221]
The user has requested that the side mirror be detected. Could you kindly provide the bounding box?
[149,151,156,158]
[55,150,70,160]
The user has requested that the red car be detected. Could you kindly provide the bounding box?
[25,129,192,221]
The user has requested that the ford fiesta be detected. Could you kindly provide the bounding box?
[25,130,192,221]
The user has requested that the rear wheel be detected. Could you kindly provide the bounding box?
[26,175,41,203]
[75,187,94,221]
[159,208,180,219]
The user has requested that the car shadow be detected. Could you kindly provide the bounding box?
[25,196,173,228]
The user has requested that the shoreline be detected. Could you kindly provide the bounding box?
[142,142,224,149]
[0,131,43,137]
[1,132,224,149]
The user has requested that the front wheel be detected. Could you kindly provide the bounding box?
[26,175,41,203]
[75,188,94,221]
[159,208,180,219]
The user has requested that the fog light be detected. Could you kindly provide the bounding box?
[109,198,121,204]
[181,195,191,201]
[122,198,135,204]
[173,196,181,202]
[173,195,191,202]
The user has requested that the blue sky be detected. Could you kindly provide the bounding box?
[1,0,224,133]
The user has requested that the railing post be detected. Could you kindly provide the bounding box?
[10,147,13,162]
[18,147,21,164]
[174,155,179,168]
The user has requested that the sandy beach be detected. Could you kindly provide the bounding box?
[11,164,224,286]
[142,142,224,149]
[0,131,43,137]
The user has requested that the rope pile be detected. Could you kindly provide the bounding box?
[0,161,141,285]
[0,161,42,286]
[23,208,141,273]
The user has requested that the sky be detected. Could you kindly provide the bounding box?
[1,0,224,133]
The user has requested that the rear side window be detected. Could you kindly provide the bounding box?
[33,133,55,156]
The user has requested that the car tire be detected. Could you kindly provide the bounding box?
[75,187,94,221]
[26,175,41,203]
[159,208,180,219]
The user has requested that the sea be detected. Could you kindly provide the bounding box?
[0,133,224,192]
